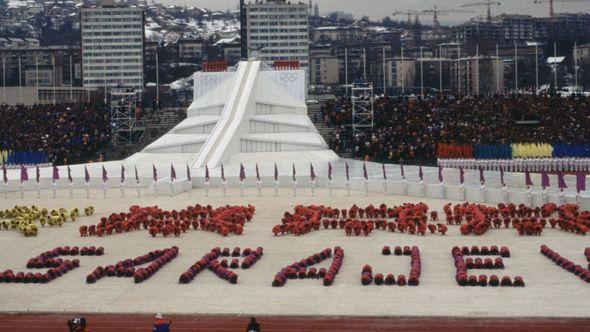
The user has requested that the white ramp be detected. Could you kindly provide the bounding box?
[130,60,337,169]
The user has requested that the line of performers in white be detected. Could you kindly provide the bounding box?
[437,158,590,172]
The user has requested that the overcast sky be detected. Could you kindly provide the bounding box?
[161,0,590,25]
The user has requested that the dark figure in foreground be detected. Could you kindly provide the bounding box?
[67,317,91,332]
[153,313,171,332]
[247,317,261,332]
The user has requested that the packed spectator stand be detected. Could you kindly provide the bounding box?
[0,103,111,166]
[323,94,590,165]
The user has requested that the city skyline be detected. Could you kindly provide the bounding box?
[160,0,590,24]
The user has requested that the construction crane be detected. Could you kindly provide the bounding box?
[392,10,424,25]
[460,0,501,22]
[422,5,475,28]
[533,0,590,21]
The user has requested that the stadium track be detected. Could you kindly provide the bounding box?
[1,314,590,331]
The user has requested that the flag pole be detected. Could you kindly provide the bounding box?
[69,174,74,199]
[363,164,369,196]
[255,164,261,197]
[309,163,315,197]
[170,166,175,198]
[102,166,108,199]
[401,165,407,196]
[35,166,41,198]
[152,165,158,197]
[19,165,26,199]
[135,166,141,198]
[383,171,388,195]
[52,179,57,198]
[292,165,297,198]
[3,163,8,199]
[222,180,226,198]
[239,164,245,197]
[120,165,125,198]
[345,162,351,196]
[274,163,279,197]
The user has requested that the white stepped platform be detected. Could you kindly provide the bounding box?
[143,134,209,153]
[131,59,337,168]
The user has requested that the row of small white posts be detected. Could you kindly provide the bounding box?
[2,162,587,200]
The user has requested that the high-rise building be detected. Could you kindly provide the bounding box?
[244,0,310,69]
[454,13,590,45]
[0,40,81,87]
[80,2,144,90]
[310,55,339,85]
[451,56,504,96]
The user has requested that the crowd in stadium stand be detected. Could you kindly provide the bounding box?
[322,94,590,163]
[0,103,111,165]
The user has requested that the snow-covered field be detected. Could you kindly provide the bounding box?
[0,187,589,317]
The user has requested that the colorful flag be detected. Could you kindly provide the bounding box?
[328,162,333,181]
[239,163,245,181]
[67,165,72,183]
[345,162,350,181]
[102,165,108,183]
[255,163,260,181]
[479,167,485,184]
[274,163,278,182]
[292,163,296,182]
[2,163,7,183]
[576,172,586,193]
[400,164,405,179]
[135,166,139,183]
[84,166,90,183]
[525,167,533,187]
[557,171,567,189]
[438,166,443,183]
[459,167,465,184]
[500,166,505,187]
[36,165,40,183]
[205,165,210,181]
[152,164,158,182]
[310,163,316,181]
[171,164,176,180]
[363,163,368,180]
[221,163,225,181]
[541,170,550,189]
[419,165,424,181]
[186,164,191,182]
[20,165,28,183]
[52,165,59,181]
[121,164,125,183]
[382,164,387,180]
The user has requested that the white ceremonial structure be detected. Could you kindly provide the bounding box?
[1,60,588,208]
[129,60,337,169]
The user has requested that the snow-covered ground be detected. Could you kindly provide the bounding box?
[1,187,590,317]
[145,17,239,42]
